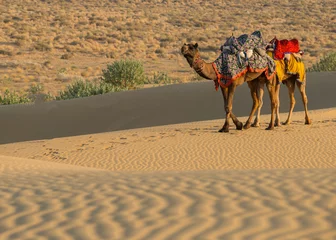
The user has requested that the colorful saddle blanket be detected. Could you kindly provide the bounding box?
[267,52,306,83]
[268,37,300,60]
[213,31,276,89]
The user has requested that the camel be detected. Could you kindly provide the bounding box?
[252,52,312,127]
[181,42,279,132]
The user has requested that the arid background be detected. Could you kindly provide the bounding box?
[1,0,335,95]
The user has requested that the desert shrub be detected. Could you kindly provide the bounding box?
[26,83,54,102]
[34,41,52,52]
[101,59,146,89]
[146,72,173,84]
[28,83,44,94]
[0,89,31,105]
[307,52,336,72]
[56,79,122,100]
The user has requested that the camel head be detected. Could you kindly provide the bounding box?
[181,43,199,67]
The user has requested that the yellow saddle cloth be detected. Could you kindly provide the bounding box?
[267,52,305,83]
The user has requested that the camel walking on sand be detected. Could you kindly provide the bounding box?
[252,41,312,127]
[181,42,279,132]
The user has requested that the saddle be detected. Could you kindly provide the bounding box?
[267,37,303,60]
[213,31,276,89]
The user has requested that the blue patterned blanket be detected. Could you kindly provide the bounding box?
[213,31,276,88]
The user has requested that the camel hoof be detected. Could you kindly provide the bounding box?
[282,121,290,126]
[275,122,281,127]
[266,126,274,130]
[218,127,229,133]
[243,123,251,130]
[305,119,312,125]
[251,123,260,127]
[236,122,243,130]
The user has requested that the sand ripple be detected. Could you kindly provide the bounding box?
[0,109,335,172]
[0,156,335,240]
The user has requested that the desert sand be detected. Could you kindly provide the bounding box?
[0,72,336,239]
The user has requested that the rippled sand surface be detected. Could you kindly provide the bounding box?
[0,108,336,239]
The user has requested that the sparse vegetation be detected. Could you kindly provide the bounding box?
[307,52,336,72]
[101,60,146,89]
[146,72,175,85]
[55,79,123,100]
[0,89,31,105]
[0,0,335,96]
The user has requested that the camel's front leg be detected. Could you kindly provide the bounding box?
[219,85,241,132]
[283,78,296,125]
[244,80,259,129]
[252,81,264,127]
[266,80,277,130]
[296,80,312,125]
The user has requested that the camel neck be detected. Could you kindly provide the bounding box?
[192,54,204,72]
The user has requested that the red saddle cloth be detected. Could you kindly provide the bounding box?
[272,38,300,60]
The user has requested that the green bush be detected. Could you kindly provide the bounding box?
[0,89,31,105]
[28,83,44,94]
[307,52,336,72]
[101,59,146,89]
[56,79,122,100]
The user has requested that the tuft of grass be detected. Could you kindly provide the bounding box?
[0,89,31,105]
[307,52,336,72]
[55,79,123,100]
[146,71,173,85]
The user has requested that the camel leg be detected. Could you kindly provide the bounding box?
[244,81,259,129]
[275,81,281,127]
[219,87,229,132]
[230,112,243,130]
[283,78,296,125]
[219,85,240,132]
[265,80,277,130]
[296,80,312,125]
[252,81,264,127]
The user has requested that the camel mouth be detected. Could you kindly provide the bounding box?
[181,45,191,56]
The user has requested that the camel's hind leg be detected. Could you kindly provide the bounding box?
[252,81,264,127]
[296,80,312,125]
[283,78,296,125]
[275,81,281,126]
[244,80,259,129]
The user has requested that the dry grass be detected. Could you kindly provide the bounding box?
[0,0,335,95]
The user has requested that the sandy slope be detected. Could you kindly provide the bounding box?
[1,109,336,172]
[0,109,336,239]
[1,71,335,145]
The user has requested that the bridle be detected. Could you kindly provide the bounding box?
[192,54,204,73]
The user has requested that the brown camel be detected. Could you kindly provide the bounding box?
[181,43,278,132]
[252,56,312,127]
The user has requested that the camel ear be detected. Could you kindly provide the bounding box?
[194,43,198,49]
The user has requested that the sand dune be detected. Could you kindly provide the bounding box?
[0,71,335,144]
[1,72,336,239]
[0,155,335,240]
[1,109,335,172]
[0,108,336,239]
